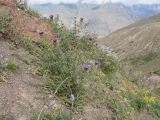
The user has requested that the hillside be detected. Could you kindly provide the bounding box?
[102,13,160,88]
[0,1,160,120]
[31,3,160,37]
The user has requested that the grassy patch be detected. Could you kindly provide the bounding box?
[154,70,160,76]
[130,52,158,66]
[107,99,129,120]
[0,15,12,35]
[100,58,119,76]
[0,115,14,120]
[107,79,160,119]
[5,63,20,72]
[20,36,34,52]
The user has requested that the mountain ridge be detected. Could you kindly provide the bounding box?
[102,13,160,81]
[31,3,160,37]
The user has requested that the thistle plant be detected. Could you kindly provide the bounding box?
[37,15,108,109]
[18,13,159,119]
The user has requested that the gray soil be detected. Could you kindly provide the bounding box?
[0,39,48,120]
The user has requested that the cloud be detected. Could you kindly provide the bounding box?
[112,0,160,5]
[27,0,160,5]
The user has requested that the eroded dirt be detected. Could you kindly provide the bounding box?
[0,40,48,119]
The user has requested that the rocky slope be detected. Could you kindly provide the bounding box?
[0,1,55,119]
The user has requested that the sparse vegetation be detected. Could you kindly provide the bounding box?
[107,80,160,119]
[131,52,158,66]
[18,15,160,119]
[0,115,13,120]
[31,113,71,120]
[107,99,129,120]
[0,15,12,35]
[27,8,40,17]
[0,63,5,82]
[154,70,160,76]
[0,1,159,119]
[5,63,20,72]
[35,17,112,108]
[16,0,40,17]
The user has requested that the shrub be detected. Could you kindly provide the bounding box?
[0,15,12,35]
[36,17,114,108]
[100,57,119,76]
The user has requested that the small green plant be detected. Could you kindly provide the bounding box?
[107,99,129,120]
[100,58,119,76]
[131,97,146,112]
[0,15,12,35]
[0,115,13,120]
[5,63,20,72]
[154,70,160,75]
[20,35,35,53]
[105,79,115,91]
[27,8,40,17]
[16,0,40,17]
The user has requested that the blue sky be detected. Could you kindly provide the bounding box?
[27,0,160,5]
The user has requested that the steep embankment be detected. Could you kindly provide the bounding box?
[0,0,53,41]
[102,13,160,88]
[0,1,159,120]
[0,1,55,119]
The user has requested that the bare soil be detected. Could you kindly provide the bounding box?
[0,40,48,120]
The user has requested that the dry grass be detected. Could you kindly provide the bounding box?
[0,0,16,6]
[10,9,53,42]
[0,0,53,42]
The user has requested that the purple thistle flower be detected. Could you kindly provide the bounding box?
[61,20,64,26]
[38,31,44,36]
[95,59,101,65]
[69,94,75,101]
[49,15,54,20]
[75,34,80,39]
[52,36,58,44]
[80,17,84,23]
[83,63,90,71]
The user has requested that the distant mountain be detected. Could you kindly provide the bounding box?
[31,3,160,37]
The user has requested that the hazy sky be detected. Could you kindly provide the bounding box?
[27,0,160,5]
